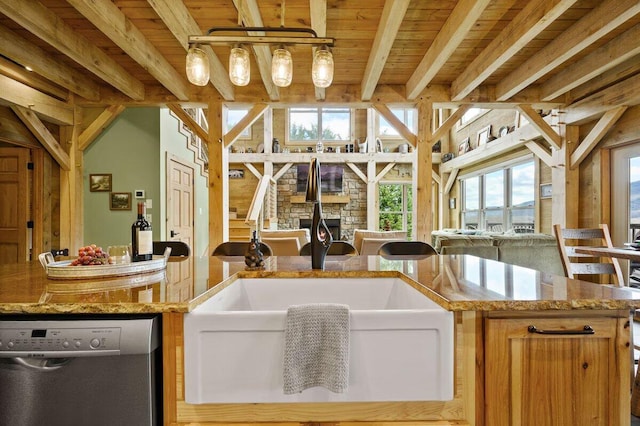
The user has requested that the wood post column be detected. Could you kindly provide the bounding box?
[208,101,228,251]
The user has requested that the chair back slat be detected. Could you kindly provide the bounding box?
[553,223,624,286]
[570,263,617,276]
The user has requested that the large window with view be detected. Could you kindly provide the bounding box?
[461,160,535,232]
[288,107,350,143]
[379,183,413,236]
[377,108,416,138]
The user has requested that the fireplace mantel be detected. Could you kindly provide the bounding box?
[289,195,350,204]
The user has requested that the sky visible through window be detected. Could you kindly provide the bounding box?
[631,156,639,222]
[289,108,350,141]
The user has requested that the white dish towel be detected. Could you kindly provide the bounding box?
[283,303,350,394]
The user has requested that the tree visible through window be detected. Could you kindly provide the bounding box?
[288,107,350,142]
[379,183,413,236]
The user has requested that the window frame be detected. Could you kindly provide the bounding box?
[460,157,535,231]
[285,106,353,145]
[376,107,417,140]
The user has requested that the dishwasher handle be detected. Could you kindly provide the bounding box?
[0,357,72,371]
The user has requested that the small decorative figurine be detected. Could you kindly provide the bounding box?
[245,231,265,270]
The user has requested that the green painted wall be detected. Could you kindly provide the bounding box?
[83,107,209,255]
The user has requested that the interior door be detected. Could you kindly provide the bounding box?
[166,154,194,283]
[0,147,29,264]
[611,143,640,284]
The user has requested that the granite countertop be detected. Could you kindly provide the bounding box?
[1,254,639,314]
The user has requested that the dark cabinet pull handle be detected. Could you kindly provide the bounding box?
[527,325,594,335]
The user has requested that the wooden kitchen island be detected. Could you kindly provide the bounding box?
[1,254,639,425]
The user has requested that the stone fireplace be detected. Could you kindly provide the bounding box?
[275,164,367,241]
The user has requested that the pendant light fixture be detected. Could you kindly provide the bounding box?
[271,46,293,87]
[229,45,250,86]
[186,0,334,88]
[185,45,209,86]
[312,46,334,88]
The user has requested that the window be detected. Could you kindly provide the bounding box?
[377,108,416,138]
[461,160,535,231]
[458,108,488,127]
[288,107,351,143]
[226,107,251,138]
[379,183,413,236]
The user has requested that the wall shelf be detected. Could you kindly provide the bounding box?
[229,152,440,164]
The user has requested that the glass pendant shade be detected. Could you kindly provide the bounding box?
[229,46,250,86]
[186,46,209,86]
[312,47,334,88]
[271,47,293,87]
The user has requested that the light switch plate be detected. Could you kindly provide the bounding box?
[145,199,152,209]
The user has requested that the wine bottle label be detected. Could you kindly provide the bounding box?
[137,230,153,255]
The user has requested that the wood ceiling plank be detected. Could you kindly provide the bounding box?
[0,57,68,101]
[11,105,71,171]
[360,0,410,101]
[66,0,190,101]
[568,56,640,103]
[541,23,640,101]
[406,0,491,100]
[451,0,577,101]
[147,0,235,101]
[0,0,144,100]
[496,0,640,101]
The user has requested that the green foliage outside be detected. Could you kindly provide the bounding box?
[289,123,342,141]
[378,184,413,237]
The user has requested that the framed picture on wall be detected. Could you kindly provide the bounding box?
[477,125,492,146]
[229,169,244,179]
[540,183,552,199]
[89,174,112,192]
[110,192,131,210]
[458,137,470,156]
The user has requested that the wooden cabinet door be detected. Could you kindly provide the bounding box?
[485,316,629,426]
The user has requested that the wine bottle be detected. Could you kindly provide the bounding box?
[131,202,152,262]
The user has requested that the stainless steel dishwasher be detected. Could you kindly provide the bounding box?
[0,316,161,426]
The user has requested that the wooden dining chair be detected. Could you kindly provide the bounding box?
[377,241,437,257]
[152,241,191,257]
[299,241,358,256]
[553,224,624,286]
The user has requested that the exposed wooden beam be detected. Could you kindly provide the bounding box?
[361,0,411,101]
[375,163,396,183]
[542,24,640,101]
[67,0,189,101]
[516,105,561,151]
[432,170,441,186]
[310,0,327,101]
[0,0,144,101]
[167,103,209,143]
[451,0,577,101]
[525,141,553,167]
[346,162,368,183]
[372,103,417,147]
[564,71,640,124]
[0,24,100,101]
[568,56,640,104]
[147,0,234,101]
[0,57,67,101]
[444,168,459,195]
[496,0,640,101]
[232,0,280,101]
[223,103,268,148]
[78,105,126,151]
[11,105,71,171]
[0,74,74,125]
[570,106,628,169]
[431,105,471,144]
[406,0,490,100]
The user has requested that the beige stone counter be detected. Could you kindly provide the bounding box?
[1,254,640,313]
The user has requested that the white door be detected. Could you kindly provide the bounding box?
[166,154,194,283]
[611,143,640,284]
